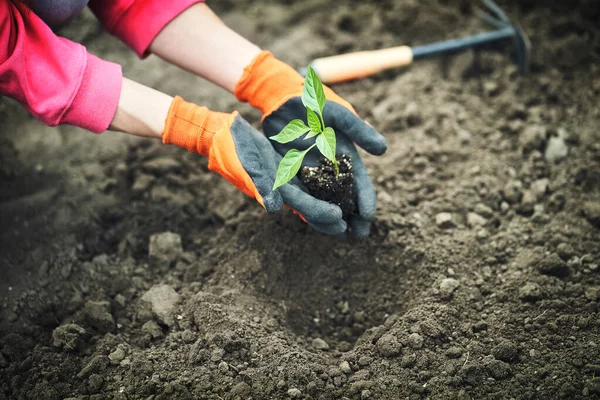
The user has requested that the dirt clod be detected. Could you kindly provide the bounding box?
[519,283,543,302]
[82,301,115,333]
[312,337,329,350]
[301,154,357,218]
[376,333,401,357]
[493,340,520,363]
[537,253,572,277]
[439,278,460,298]
[140,284,180,327]
[52,324,86,352]
[148,232,183,270]
[435,212,455,229]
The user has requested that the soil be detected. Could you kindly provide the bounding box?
[301,154,357,218]
[2,1,600,399]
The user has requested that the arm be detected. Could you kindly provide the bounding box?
[0,0,122,133]
[148,4,261,92]
[108,78,173,138]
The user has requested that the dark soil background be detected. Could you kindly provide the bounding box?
[2,0,600,399]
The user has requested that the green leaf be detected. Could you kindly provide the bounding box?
[304,130,320,140]
[306,108,321,133]
[269,120,310,144]
[302,65,327,116]
[272,146,313,190]
[316,127,336,163]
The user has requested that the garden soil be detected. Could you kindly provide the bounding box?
[1,1,600,399]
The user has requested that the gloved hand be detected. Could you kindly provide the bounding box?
[234,51,387,238]
[163,96,347,234]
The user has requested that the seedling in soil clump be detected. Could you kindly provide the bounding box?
[301,154,357,217]
[270,66,358,217]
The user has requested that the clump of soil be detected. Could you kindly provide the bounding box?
[301,154,357,217]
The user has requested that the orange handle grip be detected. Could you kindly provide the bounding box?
[311,45,414,84]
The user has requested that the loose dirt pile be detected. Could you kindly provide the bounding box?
[1,1,599,399]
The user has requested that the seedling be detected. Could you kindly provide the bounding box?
[271,66,339,190]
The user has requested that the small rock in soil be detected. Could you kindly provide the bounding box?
[340,360,352,374]
[457,128,473,145]
[141,284,180,327]
[148,232,183,270]
[376,333,401,357]
[52,323,86,352]
[287,388,302,398]
[401,353,417,368]
[582,202,600,229]
[519,283,543,302]
[83,301,115,333]
[530,178,549,201]
[502,180,523,204]
[467,212,487,228]
[358,356,373,366]
[474,203,494,218]
[537,253,571,277]
[440,278,460,298]
[407,333,424,349]
[585,287,600,301]
[435,212,455,229]
[493,340,519,363]
[544,136,568,163]
[556,243,575,261]
[131,173,154,195]
[312,338,329,350]
[142,157,181,175]
[108,347,126,365]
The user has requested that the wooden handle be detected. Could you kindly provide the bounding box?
[311,45,414,84]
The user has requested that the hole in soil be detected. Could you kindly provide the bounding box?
[254,238,414,350]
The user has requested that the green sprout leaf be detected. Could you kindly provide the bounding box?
[273,67,341,189]
[306,108,321,134]
[269,120,310,144]
[302,65,326,116]
[272,145,315,190]
[304,129,320,140]
[316,127,336,163]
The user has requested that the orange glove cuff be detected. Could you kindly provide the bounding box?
[163,96,233,157]
[234,51,356,119]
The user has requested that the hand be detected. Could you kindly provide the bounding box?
[234,51,387,238]
[163,96,346,234]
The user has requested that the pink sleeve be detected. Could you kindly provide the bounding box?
[89,0,205,58]
[0,1,122,133]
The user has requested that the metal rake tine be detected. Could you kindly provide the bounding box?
[482,0,510,23]
[475,8,509,29]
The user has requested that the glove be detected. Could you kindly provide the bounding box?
[234,51,387,238]
[163,96,346,234]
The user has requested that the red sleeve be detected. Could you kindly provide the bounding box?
[89,0,204,58]
[0,1,123,133]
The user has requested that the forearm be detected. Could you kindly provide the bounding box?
[108,78,173,139]
[148,3,261,93]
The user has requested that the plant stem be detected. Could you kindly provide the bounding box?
[333,158,339,179]
[318,112,326,133]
